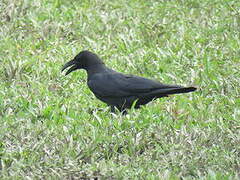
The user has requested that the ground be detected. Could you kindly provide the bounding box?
[0,0,240,179]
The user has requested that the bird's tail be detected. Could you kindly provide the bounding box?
[161,86,197,95]
[148,86,197,97]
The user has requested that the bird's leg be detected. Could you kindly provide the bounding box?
[111,106,128,115]
[118,106,128,115]
[121,109,128,115]
[110,106,116,113]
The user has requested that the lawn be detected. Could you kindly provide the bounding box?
[0,0,240,179]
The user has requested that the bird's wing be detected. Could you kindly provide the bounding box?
[87,72,183,97]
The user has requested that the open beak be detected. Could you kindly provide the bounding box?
[62,59,78,75]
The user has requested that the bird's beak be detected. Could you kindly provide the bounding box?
[62,59,78,75]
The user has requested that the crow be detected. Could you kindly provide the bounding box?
[62,50,196,113]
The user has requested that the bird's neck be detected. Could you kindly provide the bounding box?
[86,63,109,77]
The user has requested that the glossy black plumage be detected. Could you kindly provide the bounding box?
[62,50,196,113]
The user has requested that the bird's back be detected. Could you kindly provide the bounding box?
[87,71,195,110]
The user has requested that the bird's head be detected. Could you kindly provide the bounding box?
[62,50,104,75]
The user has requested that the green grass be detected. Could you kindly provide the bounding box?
[0,0,240,179]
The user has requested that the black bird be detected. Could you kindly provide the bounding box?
[62,50,196,113]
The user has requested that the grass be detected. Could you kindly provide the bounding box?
[0,0,240,179]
